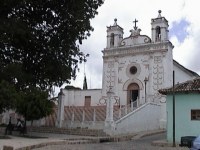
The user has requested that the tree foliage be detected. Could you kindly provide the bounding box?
[0,80,18,113]
[64,85,81,90]
[0,0,104,89]
[16,86,54,122]
[0,0,103,119]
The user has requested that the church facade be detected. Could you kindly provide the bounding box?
[56,11,198,135]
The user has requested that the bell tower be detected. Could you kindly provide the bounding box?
[151,10,169,43]
[106,19,124,48]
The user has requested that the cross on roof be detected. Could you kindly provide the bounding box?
[133,19,138,30]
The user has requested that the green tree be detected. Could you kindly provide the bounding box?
[0,63,34,91]
[64,85,81,90]
[0,0,103,123]
[0,0,104,90]
[16,86,54,125]
[0,80,18,113]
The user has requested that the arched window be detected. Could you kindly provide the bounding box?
[110,33,114,47]
[156,26,161,42]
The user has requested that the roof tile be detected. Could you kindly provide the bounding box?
[159,77,200,95]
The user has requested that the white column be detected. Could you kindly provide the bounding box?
[125,106,127,115]
[118,105,122,119]
[131,100,133,111]
[57,89,65,128]
[105,89,115,128]
[159,96,167,129]
[71,110,74,126]
[93,108,96,125]
[82,109,85,126]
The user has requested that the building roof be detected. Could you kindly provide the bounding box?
[159,77,200,95]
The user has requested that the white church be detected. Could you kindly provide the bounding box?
[2,11,198,135]
[56,10,199,135]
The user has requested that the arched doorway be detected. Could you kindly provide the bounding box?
[127,83,139,107]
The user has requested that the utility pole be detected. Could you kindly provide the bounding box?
[144,77,148,103]
[173,71,176,147]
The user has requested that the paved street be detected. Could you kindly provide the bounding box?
[35,133,189,150]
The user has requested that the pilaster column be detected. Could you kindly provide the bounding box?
[93,108,96,125]
[105,89,115,128]
[82,109,85,126]
[57,89,65,128]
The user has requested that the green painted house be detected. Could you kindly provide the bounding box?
[159,77,200,143]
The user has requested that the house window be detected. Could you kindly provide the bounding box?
[191,110,200,120]
[84,96,91,107]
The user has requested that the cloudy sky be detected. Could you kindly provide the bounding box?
[63,0,200,91]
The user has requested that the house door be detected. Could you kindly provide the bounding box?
[127,83,139,107]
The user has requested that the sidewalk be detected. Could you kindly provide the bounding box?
[0,132,103,150]
[0,130,180,150]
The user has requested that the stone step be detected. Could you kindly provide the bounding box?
[28,127,108,137]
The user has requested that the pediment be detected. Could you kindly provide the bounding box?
[120,35,151,47]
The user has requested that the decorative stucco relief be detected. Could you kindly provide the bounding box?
[106,61,115,92]
[151,43,166,50]
[126,63,141,78]
[98,96,120,105]
[142,55,149,62]
[118,78,123,84]
[117,60,126,84]
[153,56,164,91]
[144,64,149,69]
[144,37,151,43]
[103,42,170,58]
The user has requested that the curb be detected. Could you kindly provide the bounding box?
[152,140,174,147]
[15,139,99,150]
[131,129,166,140]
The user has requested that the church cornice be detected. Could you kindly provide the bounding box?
[107,25,124,32]
[102,41,173,58]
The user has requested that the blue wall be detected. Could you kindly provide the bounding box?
[167,93,200,143]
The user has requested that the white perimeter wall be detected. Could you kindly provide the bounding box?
[173,64,196,84]
[62,89,102,106]
[114,103,161,135]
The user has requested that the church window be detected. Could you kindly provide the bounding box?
[191,110,200,120]
[126,63,141,78]
[155,26,161,42]
[110,33,114,47]
[130,66,137,75]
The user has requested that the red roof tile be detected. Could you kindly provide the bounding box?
[159,77,200,95]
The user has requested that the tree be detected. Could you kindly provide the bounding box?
[0,0,104,90]
[83,74,88,90]
[0,63,35,91]
[16,86,54,125]
[0,0,103,124]
[0,80,19,114]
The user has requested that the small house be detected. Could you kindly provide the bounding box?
[159,77,200,143]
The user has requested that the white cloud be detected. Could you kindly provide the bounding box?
[63,0,200,92]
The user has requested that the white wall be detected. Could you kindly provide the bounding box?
[173,63,196,84]
[62,89,102,106]
[114,102,161,135]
